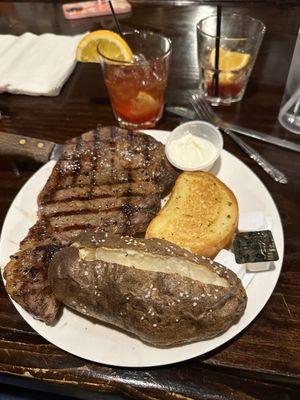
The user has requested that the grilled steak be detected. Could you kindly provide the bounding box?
[4,244,63,323]
[4,126,178,324]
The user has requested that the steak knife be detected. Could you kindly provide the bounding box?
[166,106,300,153]
[0,131,64,163]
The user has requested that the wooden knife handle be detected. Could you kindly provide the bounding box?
[0,131,55,163]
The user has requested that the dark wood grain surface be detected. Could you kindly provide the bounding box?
[0,1,300,399]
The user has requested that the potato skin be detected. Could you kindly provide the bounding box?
[48,233,247,346]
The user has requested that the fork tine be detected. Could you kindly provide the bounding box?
[190,95,204,118]
[191,95,212,122]
[198,101,213,122]
[199,98,217,120]
[194,93,221,126]
[190,95,202,117]
[190,97,210,122]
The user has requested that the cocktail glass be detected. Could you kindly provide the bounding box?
[98,30,172,129]
[197,14,265,105]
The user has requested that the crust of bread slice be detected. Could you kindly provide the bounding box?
[145,171,238,258]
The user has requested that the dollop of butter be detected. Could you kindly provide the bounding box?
[168,133,217,168]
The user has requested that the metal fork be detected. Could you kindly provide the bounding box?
[190,94,288,184]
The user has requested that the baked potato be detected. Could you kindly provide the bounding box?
[48,232,247,346]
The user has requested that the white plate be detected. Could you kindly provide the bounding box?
[0,129,284,367]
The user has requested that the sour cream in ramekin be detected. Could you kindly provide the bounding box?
[165,121,223,171]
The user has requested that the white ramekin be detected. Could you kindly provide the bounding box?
[165,121,223,171]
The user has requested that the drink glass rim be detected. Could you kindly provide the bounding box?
[197,13,266,41]
[97,29,172,65]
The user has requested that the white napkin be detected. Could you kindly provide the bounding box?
[214,249,254,289]
[0,32,86,96]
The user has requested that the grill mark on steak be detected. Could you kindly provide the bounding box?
[44,169,162,186]
[4,243,63,323]
[39,169,162,195]
[122,129,134,234]
[51,209,154,233]
[44,192,156,204]
[52,223,95,232]
[72,136,83,185]
[43,181,162,204]
[88,129,99,199]
[42,196,159,218]
[143,133,151,164]
[40,167,161,186]
[4,126,179,324]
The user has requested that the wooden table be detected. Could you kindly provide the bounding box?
[0,1,300,399]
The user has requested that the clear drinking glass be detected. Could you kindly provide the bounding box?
[197,14,266,105]
[98,30,172,130]
[278,28,300,135]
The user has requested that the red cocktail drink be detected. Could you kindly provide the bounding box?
[99,30,171,129]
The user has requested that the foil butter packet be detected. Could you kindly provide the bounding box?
[233,211,279,273]
[233,230,279,272]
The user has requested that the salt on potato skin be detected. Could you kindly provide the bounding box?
[49,232,247,347]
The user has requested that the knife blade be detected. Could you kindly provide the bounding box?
[166,106,300,153]
[0,131,64,163]
[167,106,197,120]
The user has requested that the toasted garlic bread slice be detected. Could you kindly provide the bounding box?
[146,172,238,258]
